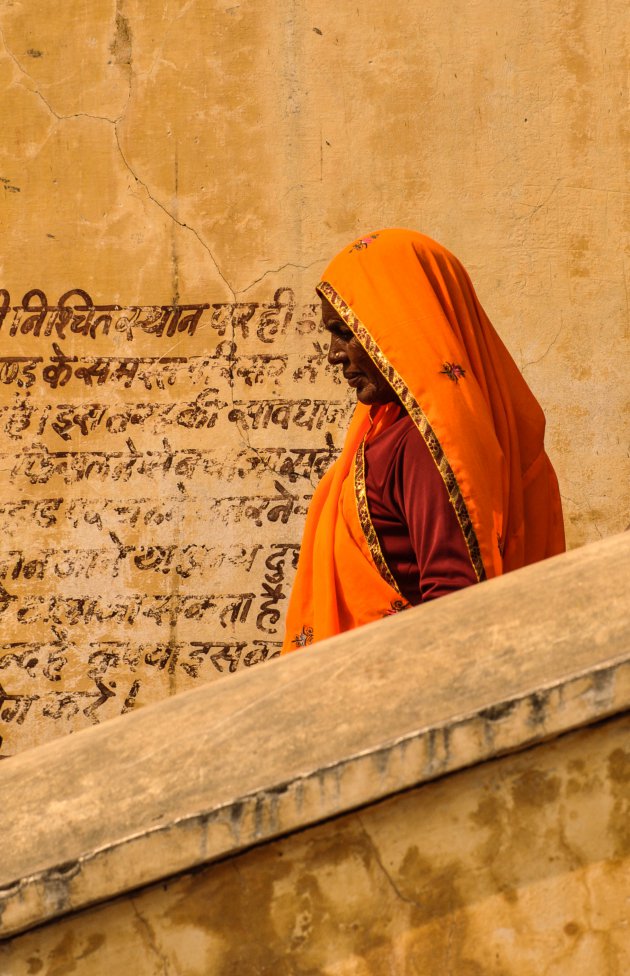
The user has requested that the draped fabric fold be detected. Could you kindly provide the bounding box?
[282,229,565,653]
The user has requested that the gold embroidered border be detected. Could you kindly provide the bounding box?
[354,437,401,594]
[318,279,486,582]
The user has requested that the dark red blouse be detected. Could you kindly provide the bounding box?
[364,409,478,605]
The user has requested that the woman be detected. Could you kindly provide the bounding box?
[282,229,565,653]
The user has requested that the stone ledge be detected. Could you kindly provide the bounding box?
[0,532,628,939]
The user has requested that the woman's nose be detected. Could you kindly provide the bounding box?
[327,335,347,366]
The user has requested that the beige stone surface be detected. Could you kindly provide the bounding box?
[1,0,629,754]
[0,532,628,939]
[2,710,629,974]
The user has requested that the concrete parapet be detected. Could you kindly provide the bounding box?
[0,532,629,971]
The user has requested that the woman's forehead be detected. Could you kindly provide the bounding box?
[320,296,340,326]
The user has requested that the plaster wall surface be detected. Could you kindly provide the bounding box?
[2,712,629,975]
[0,0,628,753]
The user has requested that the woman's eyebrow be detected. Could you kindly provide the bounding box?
[325,319,351,331]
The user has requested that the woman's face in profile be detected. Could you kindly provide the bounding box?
[321,298,396,406]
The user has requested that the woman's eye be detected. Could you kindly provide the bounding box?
[326,324,352,341]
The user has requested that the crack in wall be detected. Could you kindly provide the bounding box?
[0,25,121,125]
[237,257,329,297]
[130,898,171,976]
[0,20,235,303]
[113,127,236,302]
[356,816,423,910]
[521,319,564,372]
[514,178,563,222]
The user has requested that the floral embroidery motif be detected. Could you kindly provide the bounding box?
[292,626,314,648]
[317,280,486,583]
[440,362,466,383]
[349,233,380,253]
[384,599,411,616]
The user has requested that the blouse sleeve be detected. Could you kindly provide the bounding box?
[392,426,478,601]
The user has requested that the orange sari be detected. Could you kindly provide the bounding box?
[282,229,565,653]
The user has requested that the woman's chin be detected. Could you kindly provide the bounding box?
[356,389,378,405]
[357,386,394,406]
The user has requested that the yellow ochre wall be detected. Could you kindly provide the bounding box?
[3,712,629,974]
[0,0,628,753]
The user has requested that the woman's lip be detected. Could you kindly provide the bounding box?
[345,374,363,387]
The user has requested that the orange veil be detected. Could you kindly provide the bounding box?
[282,229,565,653]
